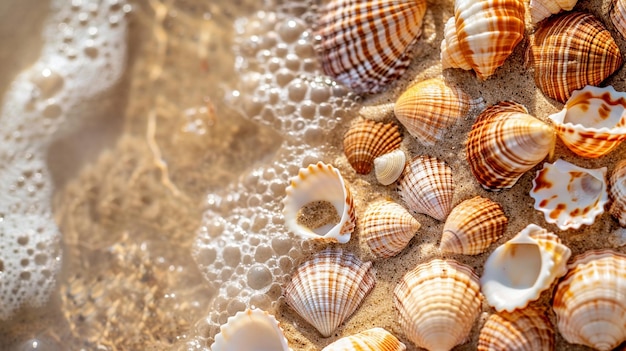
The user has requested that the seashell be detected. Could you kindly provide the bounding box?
[374,149,406,186]
[610,160,626,227]
[478,307,555,351]
[343,118,402,175]
[283,162,356,243]
[530,159,608,230]
[397,155,455,221]
[440,196,508,255]
[529,12,623,103]
[547,85,626,158]
[529,0,577,24]
[466,101,556,191]
[284,249,376,337]
[211,308,291,351]
[315,0,427,94]
[361,199,421,258]
[611,0,626,39]
[440,0,525,80]
[394,259,482,351]
[322,327,407,351]
[553,249,626,351]
[480,224,571,312]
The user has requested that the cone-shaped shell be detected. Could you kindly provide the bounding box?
[440,196,508,255]
[397,155,455,221]
[466,101,556,190]
[211,308,291,351]
[322,328,407,351]
[315,0,427,94]
[394,259,482,351]
[610,160,626,227]
[361,199,421,258]
[480,224,571,312]
[374,149,406,186]
[343,118,402,175]
[440,0,525,80]
[530,0,577,24]
[283,162,356,243]
[529,12,623,103]
[553,249,626,351]
[611,0,626,39]
[284,249,376,337]
[478,307,555,351]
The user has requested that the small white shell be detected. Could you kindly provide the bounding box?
[322,327,407,351]
[530,0,578,24]
[610,160,626,227]
[211,308,291,351]
[361,199,421,258]
[374,149,406,186]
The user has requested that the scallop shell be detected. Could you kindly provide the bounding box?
[343,118,402,175]
[466,101,556,190]
[284,249,376,337]
[361,199,421,258]
[211,308,291,351]
[283,162,356,243]
[530,159,608,231]
[440,196,508,255]
[440,0,525,80]
[480,224,571,312]
[547,85,626,158]
[315,0,427,94]
[529,12,623,103]
[394,259,482,351]
[478,307,555,351]
[529,0,577,24]
[397,155,455,221]
[553,249,626,351]
[611,0,626,39]
[322,327,407,351]
[610,160,626,227]
[374,149,406,186]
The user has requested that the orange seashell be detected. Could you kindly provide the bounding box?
[610,160,626,227]
[343,118,402,175]
[478,307,555,351]
[529,0,577,24]
[322,327,406,351]
[361,199,421,258]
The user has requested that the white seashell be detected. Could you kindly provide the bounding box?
[361,199,421,258]
[374,149,406,186]
[481,224,571,312]
[530,159,608,230]
[478,307,555,351]
[611,0,626,39]
[322,327,407,351]
[610,160,626,227]
[283,162,356,243]
[530,0,578,24]
[211,308,291,351]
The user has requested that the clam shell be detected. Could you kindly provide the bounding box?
[211,308,291,351]
[283,162,356,243]
[284,249,376,337]
[361,199,421,258]
[611,0,626,39]
[529,12,623,103]
[397,155,455,221]
[343,118,402,175]
[315,0,427,94]
[478,307,555,351]
[529,0,577,24]
[466,101,556,190]
[530,159,608,230]
[480,224,571,312]
[322,327,407,351]
[610,160,626,227]
[440,196,508,255]
[553,249,626,351]
[440,0,525,79]
[394,259,482,351]
[374,149,406,186]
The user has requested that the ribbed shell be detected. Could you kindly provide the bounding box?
[610,160,626,227]
[374,149,406,186]
[529,12,623,103]
[440,196,508,255]
[553,249,626,351]
[322,327,407,351]
[343,118,402,175]
[440,0,525,80]
[397,155,455,221]
[211,309,291,351]
[315,0,427,94]
[284,249,376,337]
[394,259,482,351]
[465,101,556,190]
[529,0,577,24]
[611,0,626,38]
[478,308,555,351]
[361,199,421,258]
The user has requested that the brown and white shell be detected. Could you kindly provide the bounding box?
[394,259,482,351]
[466,101,556,191]
[322,327,407,351]
[529,0,577,24]
[211,308,291,351]
[361,199,421,258]
[315,0,427,94]
[343,118,402,174]
[611,0,626,38]
[553,249,626,351]
[374,149,406,186]
[284,249,376,337]
[610,160,626,227]
[478,307,555,351]
[440,196,508,255]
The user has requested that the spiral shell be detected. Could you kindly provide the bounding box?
[343,118,402,175]
[374,149,406,186]
[610,160,626,227]
[478,307,555,351]
[322,328,406,351]
[529,0,578,24]
[361,199,421,258]
[611,0,626,38]
[211,309,291,351]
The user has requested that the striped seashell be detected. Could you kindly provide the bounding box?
[610,160,626,227]
[440,196,508,255]
[440,0,525,80]
[397,155,455,221]
[553,249,626,351]
[611,0,626,39]
[394,259,482,351]
[466,101,556,191]
[315,0,427,94]
[322,328,407,351]
[284,249,376,337]
[548,85,626,158]
[529,0,577,24]
[283,162,356,243]
[481,224,571,312]
[530,159,608,230]
[211,308,291,351]
[478,307,555,351]
[361,199,421,258]
[528,12,623,103]
[374,149,406,186]
[343,118,402,175]
[394,78,485,146]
